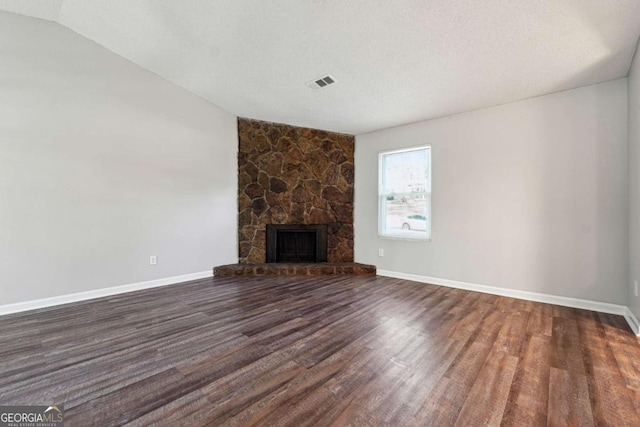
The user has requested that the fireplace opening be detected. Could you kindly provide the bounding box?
[266,224,328,263]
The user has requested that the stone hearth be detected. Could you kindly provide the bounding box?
[214,263,376,277]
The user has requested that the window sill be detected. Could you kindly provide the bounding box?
[378,235,431,242]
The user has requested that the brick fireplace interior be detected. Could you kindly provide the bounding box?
[266,224,328,263]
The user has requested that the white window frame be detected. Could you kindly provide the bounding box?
[378,145,431,241]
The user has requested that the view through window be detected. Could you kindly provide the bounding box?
[379,146,431,240]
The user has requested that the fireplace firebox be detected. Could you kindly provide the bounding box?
[266,224,328,263]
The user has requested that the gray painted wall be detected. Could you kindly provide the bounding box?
[0,12,238,305]
[629,42,640,318]
[355,79,628,305]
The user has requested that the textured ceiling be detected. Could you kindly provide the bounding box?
[2,1,640,134]
[0,0,62,21]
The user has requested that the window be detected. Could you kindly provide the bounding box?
[379,146,431,240]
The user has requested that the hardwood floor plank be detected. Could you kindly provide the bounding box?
[121,390,214,427]
[577,318,639,427]
[501,334,552,427]
[525,303,553,337]
[199,359,306,423]
[365,337,464,426]
[550,316,586,374]
[547,366,594,427]
[453,350,518,427]
[413,377,468,427]
[226,343,379,426]
[65,368,188,426]
[444,340,494,386]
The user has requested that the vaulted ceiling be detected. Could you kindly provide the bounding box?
[2,0,639,134]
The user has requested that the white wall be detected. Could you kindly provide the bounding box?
[629,42,640,318]
[0,12,238,305]
[355,79,628,305]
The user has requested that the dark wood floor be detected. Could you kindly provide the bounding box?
[1,275,639,426]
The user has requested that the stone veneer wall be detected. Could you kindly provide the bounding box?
[238,118,355,263]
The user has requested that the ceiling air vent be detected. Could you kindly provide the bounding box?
[306,74,336,90]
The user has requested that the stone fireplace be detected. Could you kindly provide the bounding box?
[237,118,355,263]
[213,118,375,277]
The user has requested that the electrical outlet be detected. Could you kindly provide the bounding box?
[378,248,384,257]
[635,281,638,297]
[150,255,157,266]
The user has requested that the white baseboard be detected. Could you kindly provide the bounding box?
[377,269,639,336]
[0,271,213,317]
[624,307,640,336]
